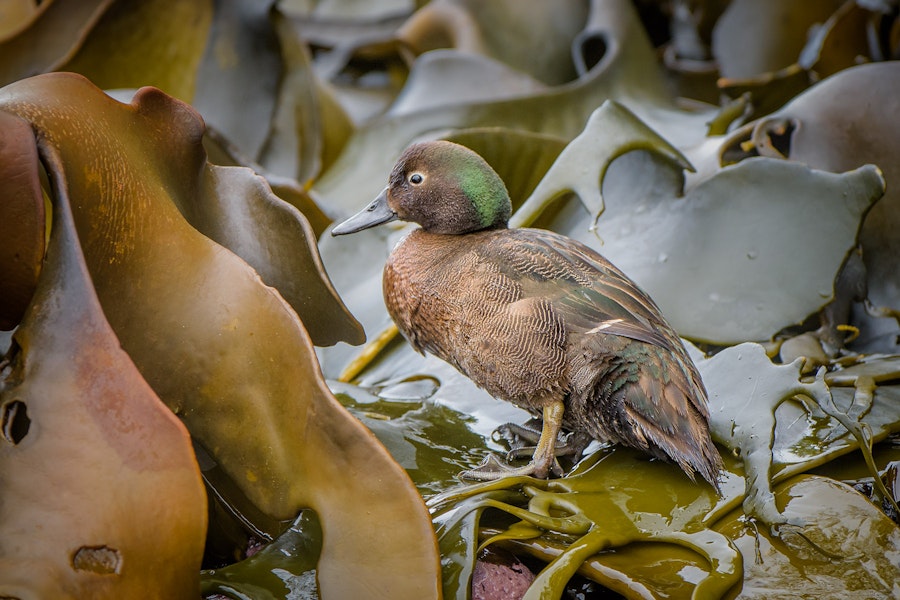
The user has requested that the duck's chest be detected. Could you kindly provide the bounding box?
[381,229,575,406]
[382,231,483,356]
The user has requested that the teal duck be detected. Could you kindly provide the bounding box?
[332,140,723,490]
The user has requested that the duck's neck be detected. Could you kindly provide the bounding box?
[393,227,498,267]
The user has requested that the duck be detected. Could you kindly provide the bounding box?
[332,140,722,491]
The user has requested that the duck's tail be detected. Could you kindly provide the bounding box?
[572,340,724,493]
[621,370,724,493]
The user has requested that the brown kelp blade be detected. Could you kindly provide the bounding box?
[1,72,440,599]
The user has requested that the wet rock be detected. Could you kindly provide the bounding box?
[472,547,535,600]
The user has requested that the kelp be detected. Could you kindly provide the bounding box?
[395,0,589,86]
[720,62,900,354]
[716,0,896,124]
[0,112,44,330]
[201,510,322,599]
[0,73,439,598]
[0,139,207,598]
[59,0,212,101]
[4,0,900,597]
[0,0,114,86]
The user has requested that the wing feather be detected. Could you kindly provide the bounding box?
[483,228,678,351]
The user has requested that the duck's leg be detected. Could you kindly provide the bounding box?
[460,399,566,480]
[529,400,566,477]
[497,422,591,460]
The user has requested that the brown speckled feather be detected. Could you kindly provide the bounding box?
[384,226,722,488]
[385,228,569,407]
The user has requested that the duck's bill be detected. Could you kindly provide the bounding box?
[331,187,398,235]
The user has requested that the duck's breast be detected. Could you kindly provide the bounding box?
[382,229,569,408]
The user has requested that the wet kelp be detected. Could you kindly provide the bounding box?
[0,147,207,597]
[0,73,440,598]
[311,0,900,597]
[2,0,900,598]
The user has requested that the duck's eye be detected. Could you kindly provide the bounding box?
[409,173,424,185]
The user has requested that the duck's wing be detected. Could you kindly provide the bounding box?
[484,228,680,351]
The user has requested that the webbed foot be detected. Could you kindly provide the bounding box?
[459,399,567,481]
[459,452,563,481]
[495,421,592,461]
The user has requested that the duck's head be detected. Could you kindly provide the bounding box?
[332,140,512,236]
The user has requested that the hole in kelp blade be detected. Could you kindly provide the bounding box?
[72,545,122,574]
[1,399,30,445]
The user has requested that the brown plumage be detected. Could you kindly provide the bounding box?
[332,140,722,490]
